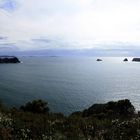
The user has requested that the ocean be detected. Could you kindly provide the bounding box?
[0,57,140,115]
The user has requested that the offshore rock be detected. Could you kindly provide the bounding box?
[132,58,140,62]
[96,59,102,61]
[0,56,20,63]
[123,58,128,61]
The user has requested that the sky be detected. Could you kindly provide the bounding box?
[0,0,140,55]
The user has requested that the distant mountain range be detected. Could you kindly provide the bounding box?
[0,48,140,57]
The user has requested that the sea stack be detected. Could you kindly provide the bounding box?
[96,59,102,61]
[123,58,128,62]
[132,58,140,62]
[0,56,20,63]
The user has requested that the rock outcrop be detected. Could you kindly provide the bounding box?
[96,59,102,61]
[132,58,140,62]
[0,56,20,63]
[82,99,135,118]
[123,58,128,61]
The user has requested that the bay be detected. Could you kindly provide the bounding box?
[0,57,139,115]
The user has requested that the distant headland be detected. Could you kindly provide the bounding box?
[0,56,20,63]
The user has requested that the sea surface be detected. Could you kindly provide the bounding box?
[0,57,140,115]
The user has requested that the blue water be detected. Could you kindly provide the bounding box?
[0,57,140,115]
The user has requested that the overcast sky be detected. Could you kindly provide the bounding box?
[0,0,140,51]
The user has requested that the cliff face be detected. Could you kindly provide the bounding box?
[0,56,20,63]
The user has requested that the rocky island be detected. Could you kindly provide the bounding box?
[0,56,20,63]
[132,58,140,62]
[123,58,128,61]
[96,58,102,61]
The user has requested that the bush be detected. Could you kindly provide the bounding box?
[20,99,49,114]
[0,98,138,139]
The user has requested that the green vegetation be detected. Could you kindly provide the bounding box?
[0,99,140,140]
[20,99,49,113]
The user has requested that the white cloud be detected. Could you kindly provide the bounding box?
[0,0,140,50]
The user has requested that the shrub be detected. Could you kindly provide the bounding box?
[20,99,49,114]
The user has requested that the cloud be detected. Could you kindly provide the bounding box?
[0,0,140,52]
[0,43,19,52]
[31,38,52,45]
[0,36,7,40]
[0,0,17,12]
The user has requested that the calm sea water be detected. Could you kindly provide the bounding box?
[0,57,140,115]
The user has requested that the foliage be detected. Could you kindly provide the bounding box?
[20,99,49,114]
[0,99,139,140]
[82,99,135,118]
